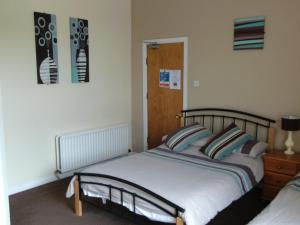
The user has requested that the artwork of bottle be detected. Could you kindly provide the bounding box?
[34,12,59,84]
[39,49,58,84]
[70,18,89,83]
[76,49,87,82]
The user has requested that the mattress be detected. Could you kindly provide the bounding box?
[248,172,300,225]
[66,147,262,225]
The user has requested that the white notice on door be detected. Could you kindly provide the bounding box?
[169,70,181,90]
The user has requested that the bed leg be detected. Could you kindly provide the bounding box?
[74,176,82,216]
[176,217,184,225]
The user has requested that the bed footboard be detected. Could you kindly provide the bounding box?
[73,173,185,224]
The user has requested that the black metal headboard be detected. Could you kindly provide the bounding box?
[180,108,276,145]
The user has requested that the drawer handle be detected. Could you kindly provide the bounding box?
[277,166,283,169]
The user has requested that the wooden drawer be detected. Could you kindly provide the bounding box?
[263,184,281,200]
[264,158,298,176]
[264,171,292,187]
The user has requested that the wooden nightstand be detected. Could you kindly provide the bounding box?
[263,151,300,200]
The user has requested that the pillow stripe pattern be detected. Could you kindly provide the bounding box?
[165,123,212,152]
[170,128,206,149]
[201,123,253,160]
[200,123,236,153]
[165,123,199,143]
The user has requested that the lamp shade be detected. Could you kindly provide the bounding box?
[281,116,300,131]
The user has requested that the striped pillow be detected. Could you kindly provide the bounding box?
[201,123,252,160]
[165,123,212,152]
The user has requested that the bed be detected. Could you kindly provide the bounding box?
[66,108,276,225]
[248,172,300,225]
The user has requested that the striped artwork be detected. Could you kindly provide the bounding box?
[76,49,87,82]
[70,17,89,83]
[39,50,58,84]
[234,16,265,50]
[34,12,59,84]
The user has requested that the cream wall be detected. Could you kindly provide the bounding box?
[0,87,10,225]
[0,0,131,192]
[132,0,300,152]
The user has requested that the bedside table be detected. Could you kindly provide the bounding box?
[263,151,300,200]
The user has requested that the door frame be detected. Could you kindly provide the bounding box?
[142,37,189,151]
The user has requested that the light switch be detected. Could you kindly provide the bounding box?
[193,80,200,87]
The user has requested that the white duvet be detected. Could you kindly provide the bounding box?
[67,149,260,225]
[248,172,300,225]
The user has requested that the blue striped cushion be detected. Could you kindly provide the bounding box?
[165,123,212,152]
[201,123,253,160]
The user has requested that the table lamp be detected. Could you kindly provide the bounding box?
[281,116,300,155]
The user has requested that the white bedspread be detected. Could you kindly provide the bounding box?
[66,149,258,225]
[248,172,300,225]
[160,144,264,182]
[223,153,264,182]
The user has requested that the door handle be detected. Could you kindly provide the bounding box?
[176,114,182,119]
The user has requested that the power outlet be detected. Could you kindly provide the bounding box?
[193,80,200,88]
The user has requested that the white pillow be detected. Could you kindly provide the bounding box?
[235,140,268,158]
[162,135,168,142]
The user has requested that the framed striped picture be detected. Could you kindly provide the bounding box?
[234,16,265,50]
[70,17,89,83]
[34,12,59,84]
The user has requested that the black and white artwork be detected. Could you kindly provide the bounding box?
[70,17,89,83]
[34,12,59,84]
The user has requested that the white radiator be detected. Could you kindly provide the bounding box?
[55,124,129,173]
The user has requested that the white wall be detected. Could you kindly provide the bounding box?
[0,0,131,193]
[0,87,10,225]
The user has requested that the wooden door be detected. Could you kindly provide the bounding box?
[147,42,184,149]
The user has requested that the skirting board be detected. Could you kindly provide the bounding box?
[8,153,134,195]
[9,170,82,195]
[8,176,58,196]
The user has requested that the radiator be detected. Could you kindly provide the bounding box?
[55,124,129,173]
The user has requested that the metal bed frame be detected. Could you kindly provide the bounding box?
[179,108,276,146]
[73,108,276,225]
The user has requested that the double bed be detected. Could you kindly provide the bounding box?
[66,108,276,225]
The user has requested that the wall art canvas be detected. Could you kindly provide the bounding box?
[34,12,59,84]
[234,16,265,50]
[70,18,89,83]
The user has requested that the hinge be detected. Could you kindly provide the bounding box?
[146,57,148,65]
[147,137,149,144]
[146,92,148,100]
